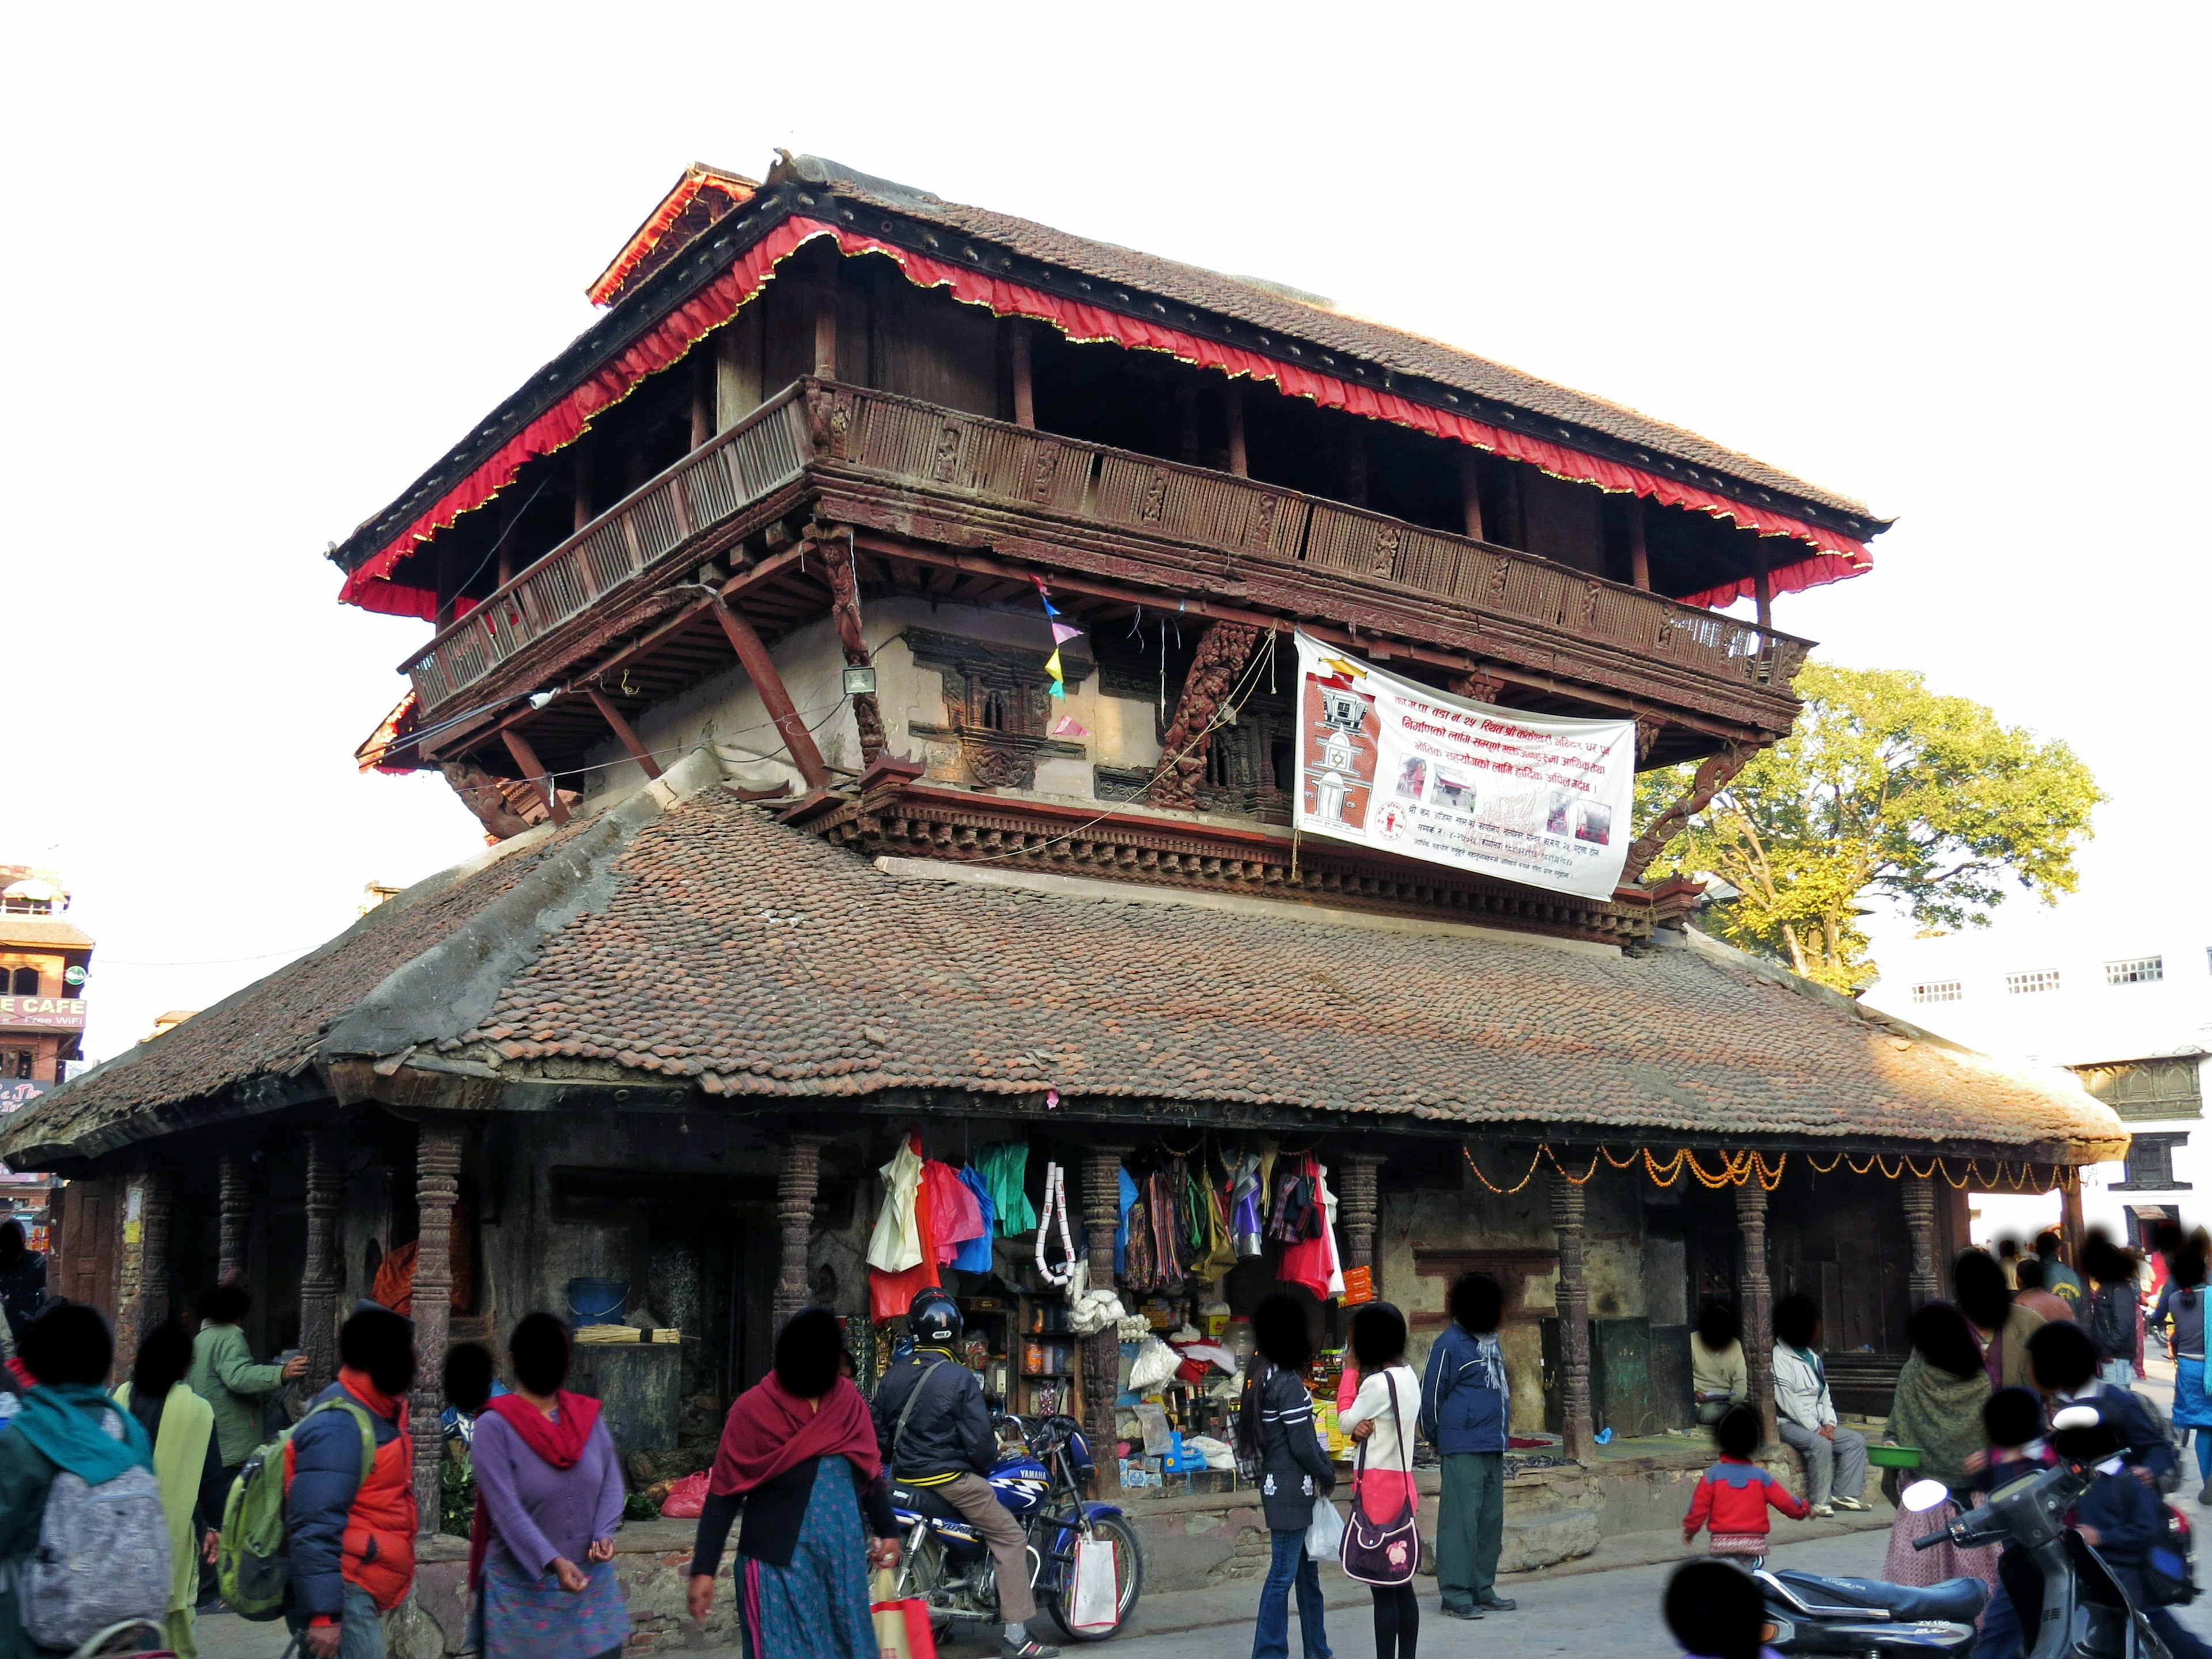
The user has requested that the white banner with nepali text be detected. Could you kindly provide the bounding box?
[1291,633,1638,901]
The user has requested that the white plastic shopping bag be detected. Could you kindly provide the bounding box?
[1070,1533,1122,1633]
[1305,1494,1346,1559]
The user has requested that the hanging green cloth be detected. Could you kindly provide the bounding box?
[976,1140,1037,1237]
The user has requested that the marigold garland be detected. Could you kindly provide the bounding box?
[1453,1141,2070,1194]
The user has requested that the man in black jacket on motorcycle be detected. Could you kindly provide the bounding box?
[874,1287,1058,1659]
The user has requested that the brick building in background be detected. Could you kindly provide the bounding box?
[0,866,92,1240]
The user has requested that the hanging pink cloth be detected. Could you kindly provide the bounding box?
[1280,1156,1338,1301]
[923,1160,985,1267]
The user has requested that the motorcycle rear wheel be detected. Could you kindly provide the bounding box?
[1045,1513,1144,1643]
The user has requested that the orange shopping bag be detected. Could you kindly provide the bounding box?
[870,1566,937,1659]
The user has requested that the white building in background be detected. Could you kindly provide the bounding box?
[1865,918,2212,1251]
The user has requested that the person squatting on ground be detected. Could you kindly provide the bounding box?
[286,1306,419,1659]
[1664,1558,1775,1659]
[690,1306,902,1659]
[1689,1301,1748,1428]
[465,1315,628,1659]
[870,1288,1057,1658]
[1420,1272,1514,1619]
[1340,1301,1422,1659]
[116,1318,225,1658]
[1240,1294,1335,1659]
[0,1303,158,1659]
[1683,1403,1806,1569]
[1770,1293,1869,1516]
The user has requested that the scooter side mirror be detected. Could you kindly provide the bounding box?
[1901,1478,1952,1513]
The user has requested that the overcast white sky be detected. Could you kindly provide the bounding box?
[4,3,2206,1065]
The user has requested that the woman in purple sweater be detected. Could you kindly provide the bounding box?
[469,1314,629,1659]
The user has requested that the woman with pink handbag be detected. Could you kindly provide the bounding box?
[1339,1303,1423,1658]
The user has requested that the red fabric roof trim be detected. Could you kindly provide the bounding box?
[355,689,419,774]
[586,166,756,308]
[343,215,1871,619]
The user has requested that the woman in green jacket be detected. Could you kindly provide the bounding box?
[0,1304,157,1659]
[186,1281,308,1475]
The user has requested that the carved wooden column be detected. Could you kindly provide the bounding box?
[2061,1174,2088,1270]
[299,1130,343,1392]
[1082,1145,1133,1495]
[217,1150,251,1287]
[1902,1176,1941,1309]
[1334,1153,1384,1289]
[823,543,886,766]
[411,1117,463,1538]
[115,1162,172,1382]
[1550,1169,1595,1463]
[1150,622,1263,809]
[1737,1176,1778,1446]
[774,1134,832,1329]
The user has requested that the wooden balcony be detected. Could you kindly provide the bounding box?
[403,378,1811,718]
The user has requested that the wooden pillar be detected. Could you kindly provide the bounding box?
[2061,1174,2088,1269]
[572,449,593,535]
[1459,450,1486,542]
[1752,546,1772,634]
[813,264,839,380]
[1550,1169,1594,1463]
[772,1135,831,1329]
[1627,499,1652,591]
[1902,1177,1941,1309]
[1344,429,1368,507]
[823,540,887,767]
[1010,323,1035,429]
[585,690,661,781]
[691,346,716,450]
[1737,1176,1777,1446]
[501,727,570,826]
[1082,1145,1132,1496]
[1334,1154,1384,1288]
[116,1164,173,1382]
[710,601,832,790]
[411,1117,463,1539]
[217,1150,250,1286]
[300,1130,342,1392]
[1224,382,1247,477]
[494,494,519,590]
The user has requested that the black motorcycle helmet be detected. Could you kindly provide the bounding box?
[908,1286,963,1347]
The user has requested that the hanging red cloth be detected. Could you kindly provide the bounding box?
[869,1137,945,1323]
[1280,1156,1337,1301]
[923,1161,984,1268]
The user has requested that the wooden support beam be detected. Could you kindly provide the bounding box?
[586,690,661,779]
[410,1116,461,1539]
[2061,1176,2087,1271]
[502,727,571,825]
[1150,621,1263,809]
[1335,1153,1384,1289]
[1083,1144,1134,1497]
[822,536,886,766]
[1224,382,1248,478]
[1551,1169,1595,1463]
[572,449,593,535]
[495,493,519,589]
[691,344,715,451]
[1627,499,1652,592]
[1010,323,1035,429]
[813,264,839,380]
[710,600,833,789]
[1753,547,1772,634]
[1902,1177,1940,1309]
[1622,741,1753,884]
[1737,1177,1778,1447]
[773,1135,831,1329]
[300,1129,341,1391]
[1459,449,1486,542]
[217,1150,249,1286]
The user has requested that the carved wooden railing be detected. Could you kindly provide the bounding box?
[402,382,812,711]
[403,377,1809,713]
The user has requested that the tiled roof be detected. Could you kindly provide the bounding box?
[1,762,2122,1166]
[0,917,95,951]
[794,157,1874,520]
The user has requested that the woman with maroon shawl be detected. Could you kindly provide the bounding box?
[467,1315,628,1659]
[687,1308,900,1659]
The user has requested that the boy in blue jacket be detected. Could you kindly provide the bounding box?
[1421,1273,1513,1618]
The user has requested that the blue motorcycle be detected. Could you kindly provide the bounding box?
[889,1412,1143,1642]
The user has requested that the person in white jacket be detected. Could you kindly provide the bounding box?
[1771,1293,1869,1516]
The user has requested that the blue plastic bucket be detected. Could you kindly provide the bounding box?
[566,1278,628,1323]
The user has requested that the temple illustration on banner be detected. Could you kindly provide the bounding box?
[1304,673,1377,829]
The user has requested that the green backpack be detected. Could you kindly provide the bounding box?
[217,1396,378,1621]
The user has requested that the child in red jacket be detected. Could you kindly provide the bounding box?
[1685,1404,1808,1568]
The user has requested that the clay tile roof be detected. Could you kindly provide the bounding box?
[0,917,96,952]
[0,759,2122,1168]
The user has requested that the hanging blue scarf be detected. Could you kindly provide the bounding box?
[12,1383,150,1484]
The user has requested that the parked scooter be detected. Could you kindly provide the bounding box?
[1759,1403,2175,1659]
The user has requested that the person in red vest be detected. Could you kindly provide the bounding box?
[286,1306,417,1658]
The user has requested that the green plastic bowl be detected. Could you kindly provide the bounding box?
[1866,1444,1923,1469]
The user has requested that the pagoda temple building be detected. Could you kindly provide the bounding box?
[2,154,2121,1621]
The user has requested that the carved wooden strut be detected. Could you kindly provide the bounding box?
[1622,742,1754,885]
[823,535,887,766]
[1149,622,1262,810]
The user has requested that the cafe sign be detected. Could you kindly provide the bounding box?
[0,997,84,1032]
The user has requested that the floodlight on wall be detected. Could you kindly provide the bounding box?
[842,665,878,698]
